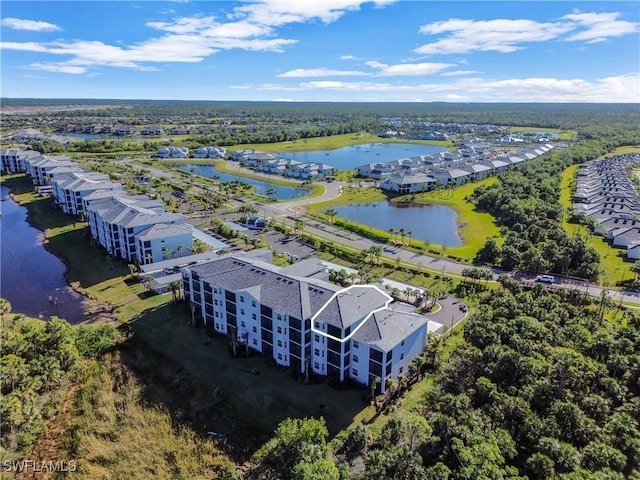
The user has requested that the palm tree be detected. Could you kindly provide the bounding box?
[398,228,406,245]
[294,219,305,237]
[169,280,182,304]
[406,230,413,247]
[324,208,338,223]
[161,246,169,260]
[388,228,396,244]
[127,263,137,279]
[0,298,11,327]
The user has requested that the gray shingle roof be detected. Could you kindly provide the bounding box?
[353,308,427,352]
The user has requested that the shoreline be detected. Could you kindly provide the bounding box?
[6,187,117,324]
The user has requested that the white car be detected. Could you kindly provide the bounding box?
[536,274,555,284]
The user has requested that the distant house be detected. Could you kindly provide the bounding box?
[381,174,437,194]
[242,216,268,230]
[193,146,226,158]
[140,125,164,135]
[169,125,190,135]
[432,167,471,187]
[157,146,189,158]
[111,125,136,135]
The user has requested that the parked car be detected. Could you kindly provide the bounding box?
[535,274,555,284]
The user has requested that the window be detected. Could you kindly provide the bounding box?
[352,369,358,376]
[352,355,359,362]
[314,334,320,342]
[353,341,359,348]
[400,353,404,360]
[241,321,245,328]
[277,353,282,360]
[314,321,320,329]
[215,312,219,317]
[240,296,245,303]
[214,299,218,306]
[252,301,256,307]
[240,308,245,315]
[399,366,404,374]
[314,348,320,356]
[314,362,320,369]
[277,340,282,347]
[252,313,257,320]
[253,339,257,345]
[252,326,257,333]
[401,340,405,346]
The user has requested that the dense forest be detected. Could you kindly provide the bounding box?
[250,285,640,479]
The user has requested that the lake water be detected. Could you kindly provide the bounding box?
[334,201,463,247]
[0,186,87,322]
[177,165,308,200]
[277,142,447,170]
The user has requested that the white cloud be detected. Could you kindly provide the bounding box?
[277,68,369,77]
[233,0,396,27]
[239,73,640,102]
[440,70,479,76]
[2,1,395,74]
[416,18,572,54]
[365,60,455,76]
[415,12,638,55]
[1,17,61,32]
[563,12,639,43]
[340,54,358,60]
[29,62,87,74]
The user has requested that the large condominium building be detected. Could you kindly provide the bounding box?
[26,155,79,186]
[51,171,123,215]
[182,255,434,394]
[0,148,41,174]
[86,194,186,262]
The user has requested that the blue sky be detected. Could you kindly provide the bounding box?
[1,1,638,102]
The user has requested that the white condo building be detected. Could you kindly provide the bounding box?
[182,255,433,393]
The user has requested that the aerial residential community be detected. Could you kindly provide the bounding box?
[1,1,639,479]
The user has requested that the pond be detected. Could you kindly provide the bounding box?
[277,142,447,170]
[177,164,309,201]
[0,186,87,322]
[334,201,463,247]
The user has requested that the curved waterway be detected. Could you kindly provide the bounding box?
[0,185,87,323]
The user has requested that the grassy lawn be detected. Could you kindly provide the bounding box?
[225,133,452,154]
[559,164,630,286]
[309,178,501,261]
[604,145,640,156]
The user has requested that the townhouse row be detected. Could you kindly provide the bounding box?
[229,149,336,180]
[1,148,193,265]
[373,144,554,193]
[183,254,440,394]
[572,154,640,258]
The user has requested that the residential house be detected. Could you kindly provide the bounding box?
[432,167,472,187]
[193,146,226,158]
[380,174,437,194]
[157,146,189,158]
[140,125,164,135]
